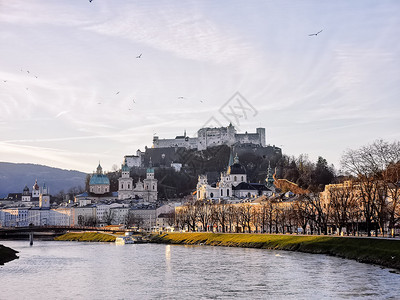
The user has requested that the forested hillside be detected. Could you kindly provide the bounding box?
[0,162,87,198]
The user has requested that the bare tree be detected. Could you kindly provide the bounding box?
[126,212,144,230]
[342,140,400,236]
[213,203,229,233]
[103,210,115,225]
[196,201,212,231]
[240,204,253,233]
[329,182,357,235]
[302,193,331,235]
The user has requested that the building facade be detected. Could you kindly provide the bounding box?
[153,123,266,150]
[196,153,274,202]
[118,160,158,202]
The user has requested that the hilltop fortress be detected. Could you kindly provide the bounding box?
[124,123,281,171]
[152,123,266,150]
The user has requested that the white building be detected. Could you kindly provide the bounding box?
[196,153,274,202]
[111,206,130,225]
[71,206,96,226]
[124,150,143,168]
[0,208,29,227]
[129,208,157,230]
[153,123,266,150]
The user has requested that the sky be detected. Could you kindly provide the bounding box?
[0,0,399,174]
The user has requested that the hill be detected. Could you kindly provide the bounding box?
[0,162,87,198]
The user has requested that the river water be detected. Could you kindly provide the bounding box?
[1,241,399,299]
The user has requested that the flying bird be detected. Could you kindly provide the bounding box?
[309,30,323,36]
[132,99,136,103]
[3,80,6,83]
[178,96,185,99]
[34,75,38,78]
[116,92,120,95]
[27,70,30,74]
[89,0,93,2]
[136,54,142,58]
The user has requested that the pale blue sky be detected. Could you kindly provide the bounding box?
[0,0,399,173]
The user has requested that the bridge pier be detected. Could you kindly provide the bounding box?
[29,232,33,246]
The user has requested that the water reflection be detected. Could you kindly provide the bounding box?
[165,244,171,273]
[1,241,399,299]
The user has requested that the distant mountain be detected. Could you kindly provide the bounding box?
[0,162,87,198]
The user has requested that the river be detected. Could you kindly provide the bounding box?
[1,241,399,299]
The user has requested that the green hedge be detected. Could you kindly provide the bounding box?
[55,232,116,242]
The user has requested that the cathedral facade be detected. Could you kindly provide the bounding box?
[118,159,158,202]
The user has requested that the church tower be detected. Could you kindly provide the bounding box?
[266,161,275,190]
[32,179,40,198]
[39,182,50,208]
[118,159,134,200]
[143,158,157,202]
[22,185,31,202]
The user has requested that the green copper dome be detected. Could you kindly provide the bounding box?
[89,174,110,185]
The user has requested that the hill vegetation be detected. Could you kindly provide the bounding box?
[101,145,336,200]
[0,162,87,199]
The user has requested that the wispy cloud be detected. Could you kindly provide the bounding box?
[85,3,259,65]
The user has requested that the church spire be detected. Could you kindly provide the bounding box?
[266,161,275,188]
[233,153,239,164]
[227,147,234,171]
[97,162,103,175]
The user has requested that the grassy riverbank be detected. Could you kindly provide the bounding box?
[54,232,116,242]
[0,244,19,265]
[151,232,400,270]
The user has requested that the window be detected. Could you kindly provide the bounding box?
[234,176,237,181]
[221,190,223,196]
[210,193,214,198]
[227,189,229,196]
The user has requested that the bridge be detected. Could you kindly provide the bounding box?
[0,225,133,239]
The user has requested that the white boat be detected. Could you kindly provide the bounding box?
[115,236,135,245]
